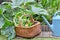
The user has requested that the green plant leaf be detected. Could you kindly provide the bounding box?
[24,0,35,3]
[0,15,4,29]
[31,5,49,15]
[1,20,15,40]
[11,0,35,8]
[0,9,3,14]
[11,0,23,6]
[1,2,11,9]
[11,0,23,8]
[0,8,5,28]
[0,8,6,14]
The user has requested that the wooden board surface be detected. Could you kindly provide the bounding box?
[17,32,60,38]
[35,32,60,38]
[0,32,60,40]
[36,32,52,37]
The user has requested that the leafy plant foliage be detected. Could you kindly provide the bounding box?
[0,0,49,40]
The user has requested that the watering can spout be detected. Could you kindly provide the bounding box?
[42,16,52,30]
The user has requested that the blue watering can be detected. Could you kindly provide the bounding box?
[42,10,60,36]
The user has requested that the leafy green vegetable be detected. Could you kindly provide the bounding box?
[1,20,15,40]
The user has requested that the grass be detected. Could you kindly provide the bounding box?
[0,35,7,40]
[0,35,60,40]
[13,38,60,40]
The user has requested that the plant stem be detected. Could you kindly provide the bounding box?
[2,13,13,23]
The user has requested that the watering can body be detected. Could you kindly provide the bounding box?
[52,15,60,36]
[42,11,60,36]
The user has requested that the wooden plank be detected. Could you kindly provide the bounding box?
[41,25,51,31]
[36,32,60,38]
[17,32,60,38]
[36,32,52,37]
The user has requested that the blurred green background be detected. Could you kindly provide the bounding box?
[0,0,60,25]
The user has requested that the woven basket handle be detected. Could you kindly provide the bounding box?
[19,14,35,22]
[29,15,34,23]
[18,14,34,27]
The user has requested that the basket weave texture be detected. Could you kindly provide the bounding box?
[15,15,41,38]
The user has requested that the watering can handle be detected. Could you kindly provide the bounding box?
[54,10,60,17]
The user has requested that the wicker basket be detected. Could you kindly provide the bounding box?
[15,15,41,38]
